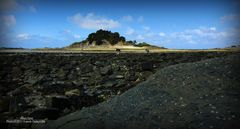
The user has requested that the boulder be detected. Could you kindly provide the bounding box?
[26,75,44,84]
[72,80,83,87]
[94,61,104,67]
[100,66,112,75]
[115,80,127,88]
[56,69,67,80]
[25,95,46,109]
[109,73,124,79]
[102,81,117,88]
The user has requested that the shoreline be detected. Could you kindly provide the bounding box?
[0,48,239,53]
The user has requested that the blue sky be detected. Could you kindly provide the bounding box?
[0,0,240,49]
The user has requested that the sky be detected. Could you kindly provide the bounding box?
[0,0,240,49]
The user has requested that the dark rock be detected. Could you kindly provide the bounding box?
[26,75,44,84]
[128,75,138,81]
[140,71,153,80]
[0,96,10,113]
[109,73,124,79]
[115,80,127,87]
[103,81,117,88]
[62,64,72,70]
[0,51,233,123]
[94,61,104,67]
[46,96,71,111]
[56,69,67,80]
[100,66,112,75]
[30,108,60,120]
[9,95,27,113]
[65,89,81,97]
[25,95,46,109]
[81,64,94,73]
[67,73,77,80]
[38,68,49,74]
[7,84,32,96]
[141,62,153,71]
[12,66,22,75]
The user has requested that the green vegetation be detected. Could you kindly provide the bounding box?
[135,42,151,47]
[87,29,126,45]
[69,29,127,47]
[71,40,86,46]
[69,29,161,48]
[125,40,137,46]
[125,41,161,48]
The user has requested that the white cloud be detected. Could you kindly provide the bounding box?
[122,15,133,22]
[158,32,166,37]
[29,5,36,12]
[221,14,240,22]
[137,16,144,22]
[179,34,196,44]
[69,13,120,29]
[11,34,69,48]
[137,35,144,40]
[63,29,71,34]
[122,25,238,47]
[170,32,196,44]
[1,15,16,27]
[17,33,30,40]
[167,26,240,45]
[73,34,81,39]
[125,27,135,35]
[185,27,226,39]
[210,27,216,31]
[142,26,150,31]
[145,32,156,37]
[224,28,240,40]
[59,29,82,41]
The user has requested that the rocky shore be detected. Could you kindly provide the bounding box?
[0,51,238,128]
[42,53,240,129]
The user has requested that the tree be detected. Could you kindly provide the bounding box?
[119,36,126,42]
[85,29,125,45]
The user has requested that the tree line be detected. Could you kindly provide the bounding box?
[69,29,153,47]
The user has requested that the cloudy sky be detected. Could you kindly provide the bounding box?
[0,0,240,49]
